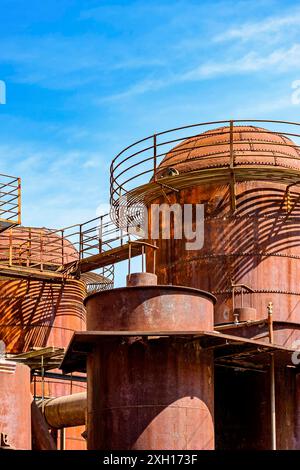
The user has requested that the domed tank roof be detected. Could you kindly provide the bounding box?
[157,125,300,177]
[0,226,78,267]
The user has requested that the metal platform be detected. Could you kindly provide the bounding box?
[9,346,65,371]
[60,329,298,373]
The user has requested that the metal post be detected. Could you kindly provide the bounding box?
[27,227,31,267]
[41,355,45,403]
[270,353,276,450]
[142,244,145,273]
[232,286,235,312]
[153,241,156,274]
[40,230,44,271]
[128,242,131,276]
[61,229,65,265]
[17,177,21,225]
[153,134,157,182]
[268,302,276,450]
[99,217,103,253]
[79,224,83,260]
[33,374,36,400]
[60,428,65,451]
[118,187,124,246]
[9,228,12,266]
[268,302,274,343]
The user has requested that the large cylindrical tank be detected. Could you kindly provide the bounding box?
[0,227,87,449]
[146,126,300,342]
[0,278,86,353]
[142,125,300,450]
[85,275,215,450]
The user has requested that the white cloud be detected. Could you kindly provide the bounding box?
[215,9,300,42]
[183,44,300,80]
[104,43,300,101]
[82,158,101,169]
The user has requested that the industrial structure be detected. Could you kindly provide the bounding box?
[1,120,300,450]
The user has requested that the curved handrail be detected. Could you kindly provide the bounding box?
[110,119,300,215]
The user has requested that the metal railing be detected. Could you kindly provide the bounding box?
[110,119,300,216]
[3,120,300,285]
[0,227,77,271]
[0,211,140,285]
[0,173,21,227]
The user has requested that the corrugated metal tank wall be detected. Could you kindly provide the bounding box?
[147,180,300,336]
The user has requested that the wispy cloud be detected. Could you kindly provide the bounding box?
[103,43,300,101]
[183,44,300,79]
[215,9,300,42]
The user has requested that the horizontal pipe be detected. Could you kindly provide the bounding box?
[38,392,86,429]
[33,371,87,383]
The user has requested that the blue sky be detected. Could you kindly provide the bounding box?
[1,0,300,281]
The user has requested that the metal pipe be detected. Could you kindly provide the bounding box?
[268,302,276,450]
[270,354,276,450]
[38,392,86,429]
[32,370,87,383]
[268,302,274,343]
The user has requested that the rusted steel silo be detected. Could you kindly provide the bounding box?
[84,272,216,450]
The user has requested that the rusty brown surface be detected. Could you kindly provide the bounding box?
[0,230,87,450]
[0,278,86,353]
[126,272,157,287]
[39,392,86,429]
[87,341,214,450]
[85,285,215,332]
[85,280,215,450]
[146,180,300,331]
[0,362,31,449]
[0,226,78,267]
[233,307,257,322]
[157,125,300,177]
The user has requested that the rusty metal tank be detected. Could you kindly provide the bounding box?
[0,227,85,353]
[145,125,300,347]
[0,227,87,450]
[85,273,215,450]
